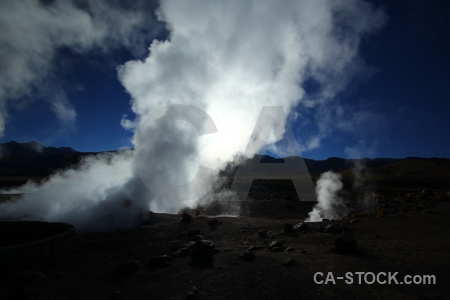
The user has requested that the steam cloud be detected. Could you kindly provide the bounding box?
[0,0,385,230]
[306,171,346,222]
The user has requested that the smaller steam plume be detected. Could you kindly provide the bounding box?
[306,171,347,222]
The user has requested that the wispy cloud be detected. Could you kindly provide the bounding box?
[0,0,159,138]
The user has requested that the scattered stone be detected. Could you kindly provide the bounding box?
[186,287,199,299]
[270,247,283,252]
[14,271,45,282]
[293,222,310,232]
[190,240,216,263]
[181,213,192,223]
[111,260,140,278]
[282,258,299,267]
[350,219,362,224]
[334,231,357,254]
[147,255,173,269]
[193,235,205,241]
[240,225,250,232]
[173,248,189,257]
[284,223,294,233]
[258,230,268,238]
[268,240,283,249]
[240,251,256,261]
[184,241,196,249]
[248,245,263,251]
[285,247,295,252]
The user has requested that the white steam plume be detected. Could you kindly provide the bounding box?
[1,0,385,230]
[0,151,152,231]
[306,171,346,222]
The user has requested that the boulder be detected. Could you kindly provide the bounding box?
[324,223,347,233]
[190,240,215,263]
[282,258,299,267]
[268,240,283,249]
[187,229,201,237]
[147,255,173,269]
[293,222,310,232]
[248,245,263,251]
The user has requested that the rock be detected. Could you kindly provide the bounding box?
[268,240,283,249]
[334,231,357,254]
[14,271,45,282]
[187,229,201,237]
[240,225,250,232]
[181,213,192,223]
[293,222,310,232]
[173,248,189,257]
[284,223,294,233]
[258,230,268,238]
[285,247,295,252]
[184,241,196,249]
[185,287,199,299]
[350,219,362,224]
[282,258,299,267]
[190,240,215,263]
[193,235,204,241]
[111,260,139,278]
[240,251,255,261]
[421,189,435,197]
[147,255,173,269]
[324,223,347,233]
[270,247,283,252]
[248,245,263,251]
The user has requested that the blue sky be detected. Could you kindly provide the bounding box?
[1,0,449,159]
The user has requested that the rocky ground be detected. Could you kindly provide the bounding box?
[1,199,450,300]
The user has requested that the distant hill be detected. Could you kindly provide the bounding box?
[0,141,94,179]
[0,141,77,158]
[1,141,449,192]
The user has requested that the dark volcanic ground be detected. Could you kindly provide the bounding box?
[1,200,449,300]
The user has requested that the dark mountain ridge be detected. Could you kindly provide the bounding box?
[1,141,449,192]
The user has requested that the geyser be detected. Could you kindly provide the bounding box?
[0,0,385,230]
